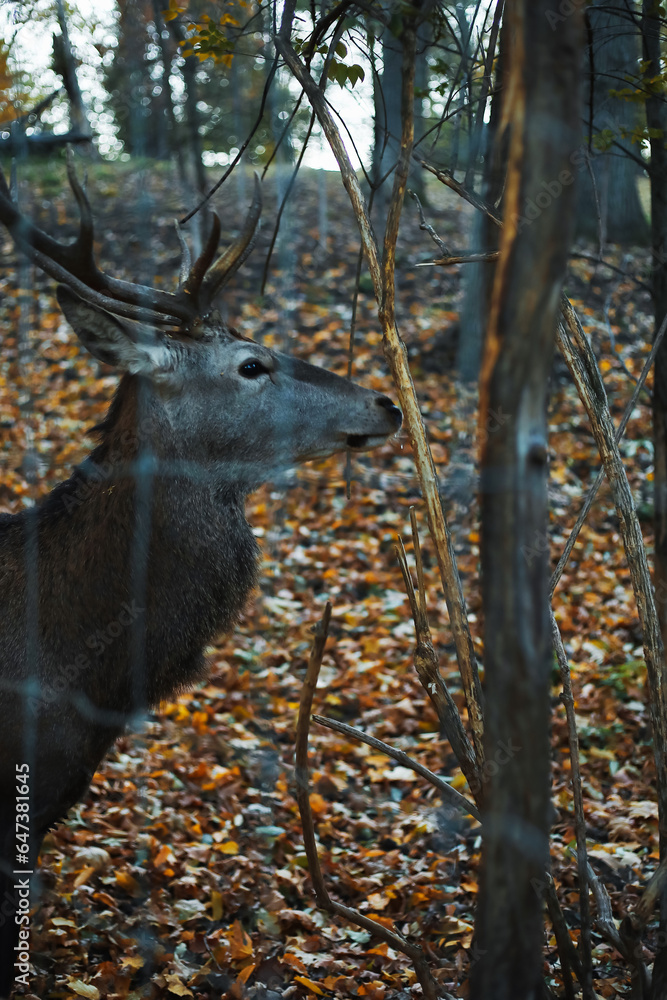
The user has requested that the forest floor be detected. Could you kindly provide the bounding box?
[0,159,659,999]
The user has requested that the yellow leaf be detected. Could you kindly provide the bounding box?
[237,963,256,984]
[283,952,308,974]
[67,983,100,1000]
[154,844,175,867]
[210,890,224,921]
[215,840,239,854]
[228,920,253,962]
[309,792,327,815]
[115,870,141,896]
[120,955,145,970]
[164,974,193,997]
[294,976,325,995]
[73,866,95,888]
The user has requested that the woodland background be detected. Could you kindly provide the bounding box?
[2,1,667,998]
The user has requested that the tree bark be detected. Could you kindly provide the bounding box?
[641,2,667,994]
[372,0,428,217]
[53,0,91,140]
[168,18,207,201]
[576,0,649,245]
[458,6,506,383]
[470,2,582,997]
[152,0,183,170]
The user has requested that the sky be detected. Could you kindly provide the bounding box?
[1,0,375,170]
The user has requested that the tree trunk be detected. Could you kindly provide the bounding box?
[152,0,183,170]
[577,0,649,245]
[373,16,402,212]
[53,0,91,140]
[168,18,207,200]
[458,9,506,383]
[470,2,582,997]
[641,2,667,993]
[372,0,427,217]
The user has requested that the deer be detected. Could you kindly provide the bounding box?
[0,158,401,996]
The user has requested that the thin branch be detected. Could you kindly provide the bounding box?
[303,0,358,60]
[586,860,651,994]
[635,854,667,927]
[276,32,485,772]
[312,715,481,822]
[416,156,502,226]
[295,601,332,907]
[261,110,316,294]
[419,251,500,266]
[180,50,280,225]
[295,605,449,1000]
[409,189,499,265]
[569,251,653,294]
[542,870,582,999]
[557,298,667,858]
[395,520,482,800]
[550,311,667,599]
[551,611,594,998]
[409,189,448,255]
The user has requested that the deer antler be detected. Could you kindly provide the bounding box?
[0,151,263,330]
[198,173,262,311]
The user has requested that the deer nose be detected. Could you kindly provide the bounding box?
[375,394,402,430]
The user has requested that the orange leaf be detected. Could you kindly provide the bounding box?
[294,976,325,995]
[228,920,253,962]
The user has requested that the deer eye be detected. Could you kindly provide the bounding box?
[238,359,270,379]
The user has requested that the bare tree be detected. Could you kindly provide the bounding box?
[470,2,583,995]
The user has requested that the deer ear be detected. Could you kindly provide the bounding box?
[56,286,173,375]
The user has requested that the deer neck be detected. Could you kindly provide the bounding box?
[34,376,260,706]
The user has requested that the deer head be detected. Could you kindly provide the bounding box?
[0,153,402,492]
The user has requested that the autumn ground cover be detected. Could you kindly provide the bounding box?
[0,161,659,998]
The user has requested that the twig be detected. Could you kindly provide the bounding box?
[550,311,667,598]
[407,192,498,266]
[312,715,481,822]
[395,516,482,800]
[542,870,581,999]
[295,604,449,1000]
[585,860,650,995]
[635,854,667,928]
[180,49,281,224]
[294,600,332,910]
[418,251,500,266]
[569,251,652,295]
[415,157,502,226]
[409,189,448,256]
[260,109,315,294]
[551,611,593,998]
[556,299,667,857]
[276,32,485,772]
